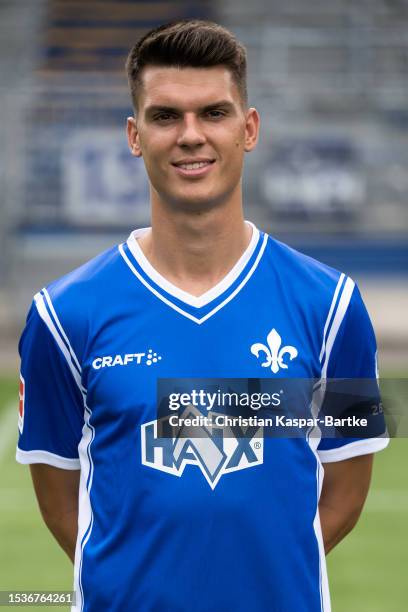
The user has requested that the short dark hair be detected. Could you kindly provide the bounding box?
[126,19,247,110]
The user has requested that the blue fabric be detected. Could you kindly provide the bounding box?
[17,229,386,612]
[18,303,83,458]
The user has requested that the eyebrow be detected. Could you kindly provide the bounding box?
[144,100,236,115]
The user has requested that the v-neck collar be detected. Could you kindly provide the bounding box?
[119,221,268,324]
[127,221,260,307]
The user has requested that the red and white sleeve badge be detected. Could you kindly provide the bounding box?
[18,373,25,434]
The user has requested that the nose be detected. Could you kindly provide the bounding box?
[176,114,206,148]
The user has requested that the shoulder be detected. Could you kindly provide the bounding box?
[45,244,122,306]
[260,233,364,361]
[263,233,347,303]
[265,234,342,283]
[30,244,125,363]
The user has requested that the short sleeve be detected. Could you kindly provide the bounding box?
[317,283,389,462]
[16,300,84,469]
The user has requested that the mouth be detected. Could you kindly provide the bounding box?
[171,159,216,177]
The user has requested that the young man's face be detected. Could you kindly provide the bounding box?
[127,65,259,211]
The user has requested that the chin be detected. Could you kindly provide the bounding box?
[164,189,227,212]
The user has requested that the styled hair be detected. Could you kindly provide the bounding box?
[126,19,247,110]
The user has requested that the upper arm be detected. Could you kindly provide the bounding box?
[320,453,374,516]
[16,297,84,468]
[30,464,80,518]
[317,282,388,463]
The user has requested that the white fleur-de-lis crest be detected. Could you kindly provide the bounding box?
[251,328,298,374]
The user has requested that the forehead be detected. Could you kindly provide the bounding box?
[138,65,240,111]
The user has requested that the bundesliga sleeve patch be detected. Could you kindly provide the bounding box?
[18,373,25,434]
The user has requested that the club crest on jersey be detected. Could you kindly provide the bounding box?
[141,406,263,489]
[251,328,298,373]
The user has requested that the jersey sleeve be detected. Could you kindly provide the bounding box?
[317,282,389,463]
[16,300,84,469]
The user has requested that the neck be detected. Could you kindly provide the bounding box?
[137,192,251,297]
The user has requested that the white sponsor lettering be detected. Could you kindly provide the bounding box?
[142,405,263,490]
[92,350,161,369]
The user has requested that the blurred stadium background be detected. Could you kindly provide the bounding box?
[0,0,407,610]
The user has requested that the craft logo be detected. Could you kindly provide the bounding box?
[141,405,263,489]
[92,349,162,369]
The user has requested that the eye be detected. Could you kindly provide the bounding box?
[206,110,225,119]
[154,113,176,123]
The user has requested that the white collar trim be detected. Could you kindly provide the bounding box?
[119,232,268,325]
[126,221,260,308]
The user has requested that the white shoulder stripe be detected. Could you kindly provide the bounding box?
[34,292,85,397]
[33,291,94,611]
[310,275,357,612]
[42,288,82,374]
[310,276,356,421]
[321,277,355,377]
[319,273,345,363]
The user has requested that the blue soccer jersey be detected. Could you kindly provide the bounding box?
[17,223,388,612]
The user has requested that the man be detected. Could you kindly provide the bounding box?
[17,20,388,612]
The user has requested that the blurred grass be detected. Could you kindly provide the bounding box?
[327,438,408,612]
[0,377,72,611]
[0,374,407,611]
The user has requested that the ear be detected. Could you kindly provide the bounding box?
[244,107,260,153]
[127,116,142,157]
